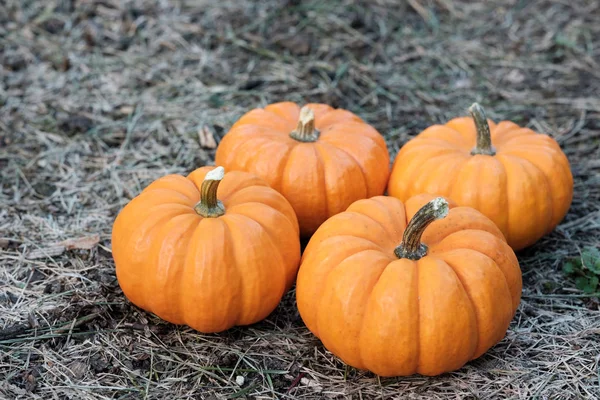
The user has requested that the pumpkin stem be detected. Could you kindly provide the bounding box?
[289,106,320,142]
[394,197,449,260]
[469,103,496,156]
[194,166,226,218]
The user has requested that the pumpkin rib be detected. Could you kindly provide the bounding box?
[489,121,520,139]
[211,172,270,201]
[302,212,390,252]
[369,196,409,234]
[115,208,185,312]
[263,102,301,125]
[142,175,199,201]
[222,125,285,144]
[429,154,470,200]
[226,202,298,232]
[448,158,495,231]
[499,146,572,231]
[316,249,390,368]
[429,229,521,313]
[221,213,286,325]
[490,128,536,146]
[237,139,295,194]
[182,217,241,331]
[505,153,555,228]
[298,235,384,335]
[356,259,397,370]
[440,251,512,360]
[217,130,284,170]
[228,126,287,141]
[311,144,330,221]
[311,231,389,255]
[137,189,198,208]
[313,107,362,127]
[496,154,553,249]
[479,157,509,238]
[308,210,395,250]
[314,142,371,215]
[400,138,463,154]
[496,156,513,246]
[420,125,471,148]
[391,146,463,200]
[263,108,299,129]
[227,189,299,235]
[317,133,388,197]
[148,213,198,324]
[317,141,368,196]
[342,211,398,250]
[317,233,389,257]
[415,256,478,375]
[225,202,299,289]
[233,108,295,132]
[350,197,405,242]
[498,141,561,154]
[229,136,282,172]
[280,143,328,235]
[429,255,480,362]
[321,123,384,148]
[414,152,467,197]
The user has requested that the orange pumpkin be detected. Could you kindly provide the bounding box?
[215,102,390,236]
[388,103,573,250]
[296,194,522,377]
[112,166,300,333]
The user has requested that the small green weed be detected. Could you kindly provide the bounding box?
[562,247,600,294]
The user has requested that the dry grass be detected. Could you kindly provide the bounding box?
[1,0,600,399]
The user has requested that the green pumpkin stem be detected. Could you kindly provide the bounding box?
[469,103,496,156]
[194,166,226,218]
[394,197,449,260]
[290,106,320,142]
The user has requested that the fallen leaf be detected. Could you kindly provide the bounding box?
[504,69,525,84]
[273,35,311,55]
[68,361,88,380]
[59,235,100,250]
[27,235,100,259]
[27,244,66,259]
[198,126,217,149]
[300,377,323,391]
[118,105,134,116]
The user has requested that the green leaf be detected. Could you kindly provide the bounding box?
[562,262,576,275]
[582,247,600,274]
[208,93,224,108]
[589,261,600,275]
[589,276,599,292]
[575,276,589,291]
[575,276,599,294]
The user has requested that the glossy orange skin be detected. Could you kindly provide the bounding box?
[112,167,300,333]
[296,194,522,377]
[215,102,390,236]
[388,117,573,250]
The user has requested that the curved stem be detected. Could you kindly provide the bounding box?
[289,106,320,142]
[394,197,449,260]
[469,103,496,156]
[194,166,226,218]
